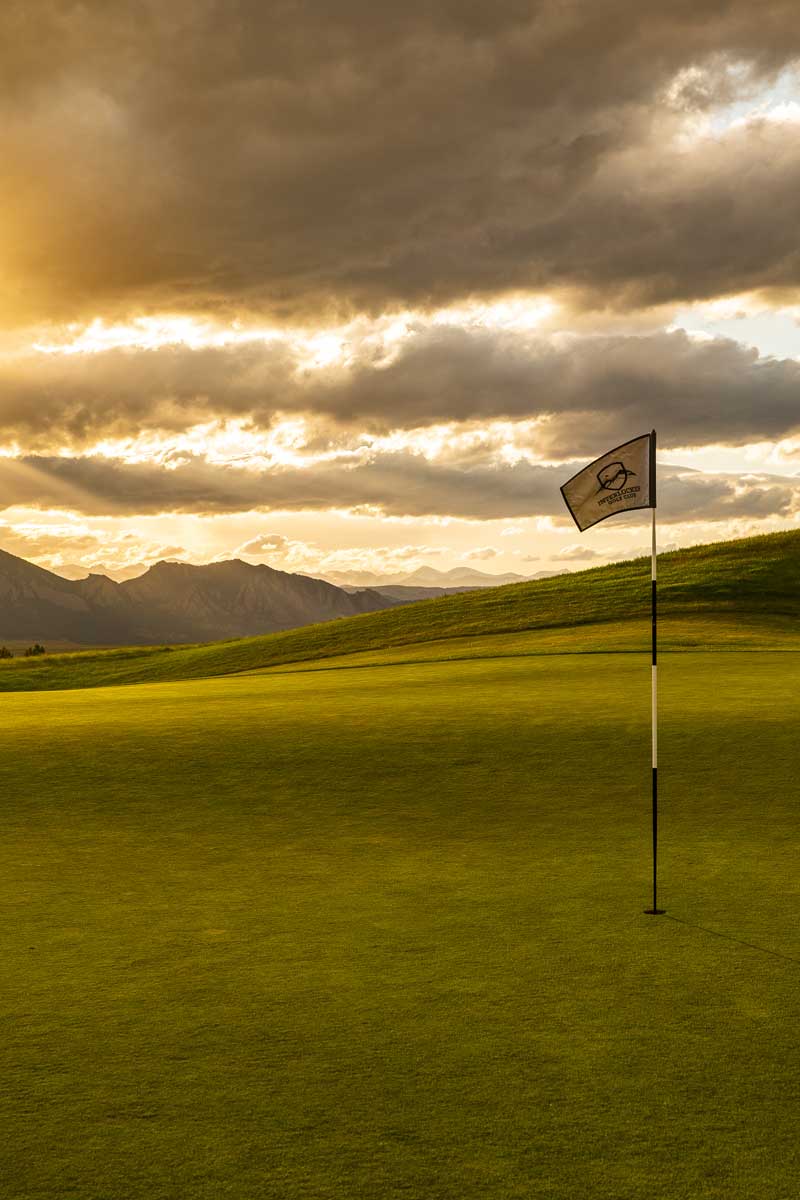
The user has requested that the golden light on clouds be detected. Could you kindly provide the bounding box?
[29,295,560,363]
[32,316,285,356]
[84,418,316,471]
[1,4,800,578]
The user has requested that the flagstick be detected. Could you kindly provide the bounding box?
[646,430,665,914]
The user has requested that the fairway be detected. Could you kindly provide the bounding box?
[3,650,800,1198]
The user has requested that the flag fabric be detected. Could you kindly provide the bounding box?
[560,433,655,532]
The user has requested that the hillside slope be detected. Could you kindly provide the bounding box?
[0,530,798,691]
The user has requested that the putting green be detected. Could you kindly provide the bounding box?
[3,651,799,1198]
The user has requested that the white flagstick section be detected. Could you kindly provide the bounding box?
[647,441,664,914]
[652,505,657,772]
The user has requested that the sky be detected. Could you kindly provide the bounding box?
[2,1,800,582]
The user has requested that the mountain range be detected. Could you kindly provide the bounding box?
[55,562,550,590]
[54,561,152,583]
[322,565,539,588]
[0,550,397,646]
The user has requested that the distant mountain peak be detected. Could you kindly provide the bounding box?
[324,563,533,589]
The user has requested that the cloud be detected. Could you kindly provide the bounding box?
[235,533,292,556]
[6,324,800,455]
[556,545,603,561]
[304,324,800,452]
[2,4,800,323]
[462,547,499,561]
[0,521,186,573]
[231,534,449,579]
[0,451,796,525]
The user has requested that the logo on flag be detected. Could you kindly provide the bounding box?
[597,461,636,493]
[560,433,655,532]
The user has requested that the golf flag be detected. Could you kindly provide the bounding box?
[560,433,655,532]
[559,431,664,914]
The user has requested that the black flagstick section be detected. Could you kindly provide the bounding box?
[646,429,665,915]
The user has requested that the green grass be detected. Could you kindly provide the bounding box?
[4,529,800,1195]
[1,529,799,692]
[3,650,800,1198]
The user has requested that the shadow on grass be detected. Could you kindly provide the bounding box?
[666,913,800,966]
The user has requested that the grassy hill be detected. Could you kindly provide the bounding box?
[1,529,798,691]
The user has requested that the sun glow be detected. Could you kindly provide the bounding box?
[70,415,550,475]
[29,295,559,365]
[83,418,318,470]
[431,296,557,332]
[32,315,286,356]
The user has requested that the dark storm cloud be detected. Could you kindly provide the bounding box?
[2,1,800,322]
[5,327,800,453]
[2,451,796,523]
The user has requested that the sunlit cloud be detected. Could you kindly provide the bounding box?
[231,532,451,580]
[69,416,555,476]
[668,61,800,144]
[84,418,317,471]
[28,295,558,368]
[0,514,187,576]
[431,296,558,333]
[2,8,800,584]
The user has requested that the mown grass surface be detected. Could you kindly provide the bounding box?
[1,530,799,692]
[3,650,800,1198]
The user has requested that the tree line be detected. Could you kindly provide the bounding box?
[0,644,47,658]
